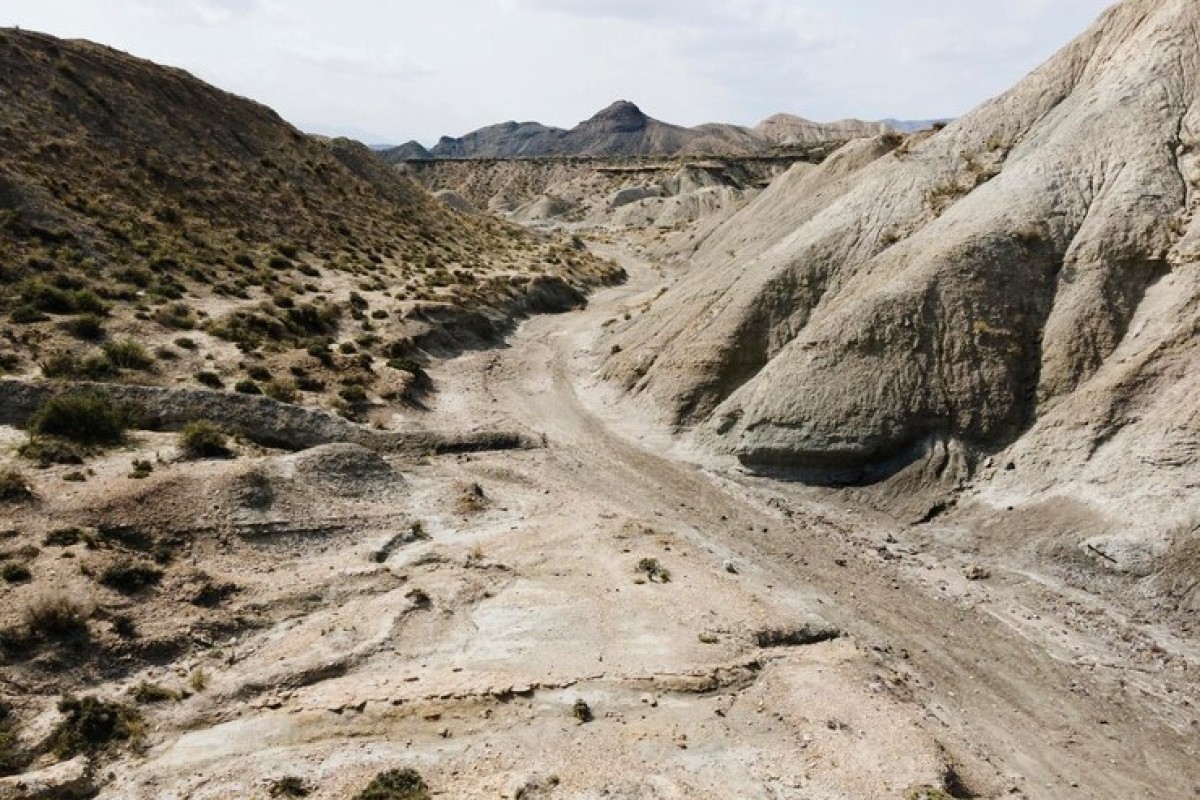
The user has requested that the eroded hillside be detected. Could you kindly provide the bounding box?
[0,29,622,420]
[602,0,1200,535]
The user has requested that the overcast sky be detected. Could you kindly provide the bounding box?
[4,0,1116,145]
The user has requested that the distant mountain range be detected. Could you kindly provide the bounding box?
[382,101,948,162]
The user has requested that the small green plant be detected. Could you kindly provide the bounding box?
[60,314,106,341]
[50,695,142,758]
[102,339,154,371]
[44,527,87,547]
[264,381,297,403]
[195,370,224,388]
[905,787,954,800]
[131,682,178,704]
[129,459,153,479]
[270,776,312,798]
[0,700,27,777]
[189,667,208,692]
[174,336,199,350]
[191,578,238,607]
[636,557,671,583]
[153,303,197,330]
[572,698,593,723]
[24,592,91,639]
[1,563,32,584]
[18,438,85,467]
[110,614,138,638]
[40,350,116,381]
[353,768,431,800]
[338,384,368,404]
[27,392,128,446]
[179,421,232,459]
[0,468,33,503]
[234,379,262,395]
[99,559,163,595]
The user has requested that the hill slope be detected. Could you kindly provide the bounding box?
[603,0,1199,525]
[0,29,621,411]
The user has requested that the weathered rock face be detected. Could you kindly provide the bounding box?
[383,100,922,161]
[605,0,1200,494]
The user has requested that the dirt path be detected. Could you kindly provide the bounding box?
[425,241,1200,799]
[28,241,1190,800]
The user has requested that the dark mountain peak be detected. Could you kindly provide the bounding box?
[584,100,648,133]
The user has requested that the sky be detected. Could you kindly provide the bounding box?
[3,0,1117,145]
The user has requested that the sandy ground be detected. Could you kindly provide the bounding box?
[3,242,1196,800]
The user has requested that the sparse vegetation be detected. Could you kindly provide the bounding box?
[44,527,90,547]
[455,482,488,515]
[636,557,671,583]
[353,768,431,800]
[270,776,313,798]
[102,338,155,371]
[60,313,106,340]
[1,563,32,584]
[129,458,154,479]
[27,391,129,446]
[99,559,163,595]
[572,698,593,723]
[180,421,232,459]
[19,437,85,467]
[0,700,26,777]
[195,370,224,388]
[50,695,142,758]
[24,592,91,639]
[0,468,34,503]
[131,682,178,704]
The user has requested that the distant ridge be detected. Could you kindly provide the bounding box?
[383,101,941,161]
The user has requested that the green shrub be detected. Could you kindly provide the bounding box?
[1,563,32,584]
[102,339,154,371]
[195,371,224,389]
[0,468,33,503]
[264,381,297,403]
[353,769,430,800]
[339,384,368,404]
[131,682,178,704]
[44,527,88,547]
[306,341,333,365]
[24,593,90,639]
[40,350,117,381]
[99,559,163,595]
[28,392,128,445]
[153,303,197,330]
[128,459,153,479]
[18,281,108,316]
[270,776,312,797]
[18,438,85,467]
[50,696,141,758]
[180,421,232,459]
[10,306,48,324]
[636,557,671,583]
[234,379,262,395]
[60,314,106,341]
[174,336,198,350]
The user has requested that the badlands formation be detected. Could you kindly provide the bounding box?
[0,1,1196,800]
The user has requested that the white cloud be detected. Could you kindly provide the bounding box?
[2,0,1117,143]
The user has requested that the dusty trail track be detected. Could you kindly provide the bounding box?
[428,243,1199,799]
